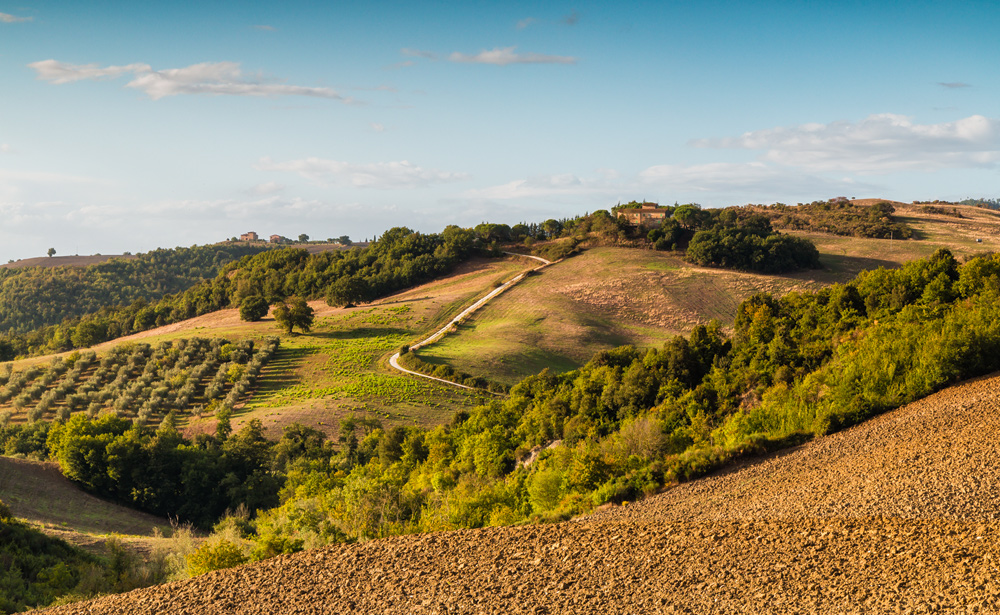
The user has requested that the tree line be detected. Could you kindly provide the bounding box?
[0,226,490,360]
[0,244,270,336]
[753,199,915,239]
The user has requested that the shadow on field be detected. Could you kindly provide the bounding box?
[818,253,900,279]
[253,346,312,394]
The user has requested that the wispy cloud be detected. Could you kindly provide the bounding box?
[692,114,1000,173]
[252,24,275,31]
[257,157,468,189]
[562,11,580,26]
[0,12,32,23]
[29,60,347,101]
[370,123,386,133]
[939,81,971,89]
[516,17,536,29]
[401,48,438,60]
[29,60,150,84]
[448,47,577,65]
[639,162,875,196]
[0,144,11,154]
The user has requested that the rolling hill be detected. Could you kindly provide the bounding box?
[418,201,1000,385]
[0,256,527,440]
[33,369,1000,614]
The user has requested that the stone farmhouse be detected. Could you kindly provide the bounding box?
[616,203,669,227]
[239,231,259,241]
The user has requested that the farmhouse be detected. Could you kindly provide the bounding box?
[616,203,669,226]
[240,231,259,242]
[270,234,283,243]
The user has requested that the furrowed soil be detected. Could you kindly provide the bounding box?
[37,372,1000,614]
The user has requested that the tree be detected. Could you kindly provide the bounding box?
[325,275,371,307]
[298,234,309,243]
[47,248,56,258]
[337,235,352,246]
[239,296,269,322]
[273,296,314,334]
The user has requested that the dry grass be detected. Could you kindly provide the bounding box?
[0,455,171,555]
[1,254,138,269]
[417,206,1000,385]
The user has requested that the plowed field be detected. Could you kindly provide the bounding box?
[36,373,1000,614]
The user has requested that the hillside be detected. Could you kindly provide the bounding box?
[419,201,1000,385]
[1,254,138,270]
[0,243,271,336]
[0,256,526,439]
[0,456,169,554]
[35,370,1000,614]
[417,247,827,384]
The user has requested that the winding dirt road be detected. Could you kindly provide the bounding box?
[387,252,553,389]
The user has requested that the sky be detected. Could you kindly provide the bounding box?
[1,0,999,261]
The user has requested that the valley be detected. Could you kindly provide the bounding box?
[3,199,1000,613]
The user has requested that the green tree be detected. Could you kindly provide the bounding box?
[325,275,371,307]
[298,234,309,243]
[273,297,314,334]
[47,248,56,257]
[238,295,269,322]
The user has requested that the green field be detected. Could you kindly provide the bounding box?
[0,256,528,440]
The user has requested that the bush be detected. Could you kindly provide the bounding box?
[239,296,270,322]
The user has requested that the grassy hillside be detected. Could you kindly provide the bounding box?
[419,202,1000,385]
[417,247,825,385]
[0,256,527,440]
[0,456,169,554]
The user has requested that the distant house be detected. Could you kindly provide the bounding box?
[269,234,283,243]
[616,203,669,226]
[240,231,259,242]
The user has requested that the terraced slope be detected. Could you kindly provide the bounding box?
[38,372,1000,614]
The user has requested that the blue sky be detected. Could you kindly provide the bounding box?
[1,0,998,261]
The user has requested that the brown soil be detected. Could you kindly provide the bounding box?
[36,372,1000,613]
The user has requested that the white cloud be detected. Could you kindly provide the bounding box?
[29,60,151,84]
[463,173,594,200]
[252,24,275,31]
[448,47,577,65]
[0,144,11,154]
[370,123,386,132]
[0,12,32,23]
[939,82,971,88]
[639,161,874,195]
[257,157,468,188]
[516,17,536,29]
[693,114,1000,174]
[29,59,346,101]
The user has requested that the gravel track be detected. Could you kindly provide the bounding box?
[38,373,1000,614]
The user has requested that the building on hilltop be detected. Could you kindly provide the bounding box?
[616,203,669,227]
[240,231,259,242]
[269,234,283,243]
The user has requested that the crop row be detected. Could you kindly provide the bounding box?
[0,336,280,426]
